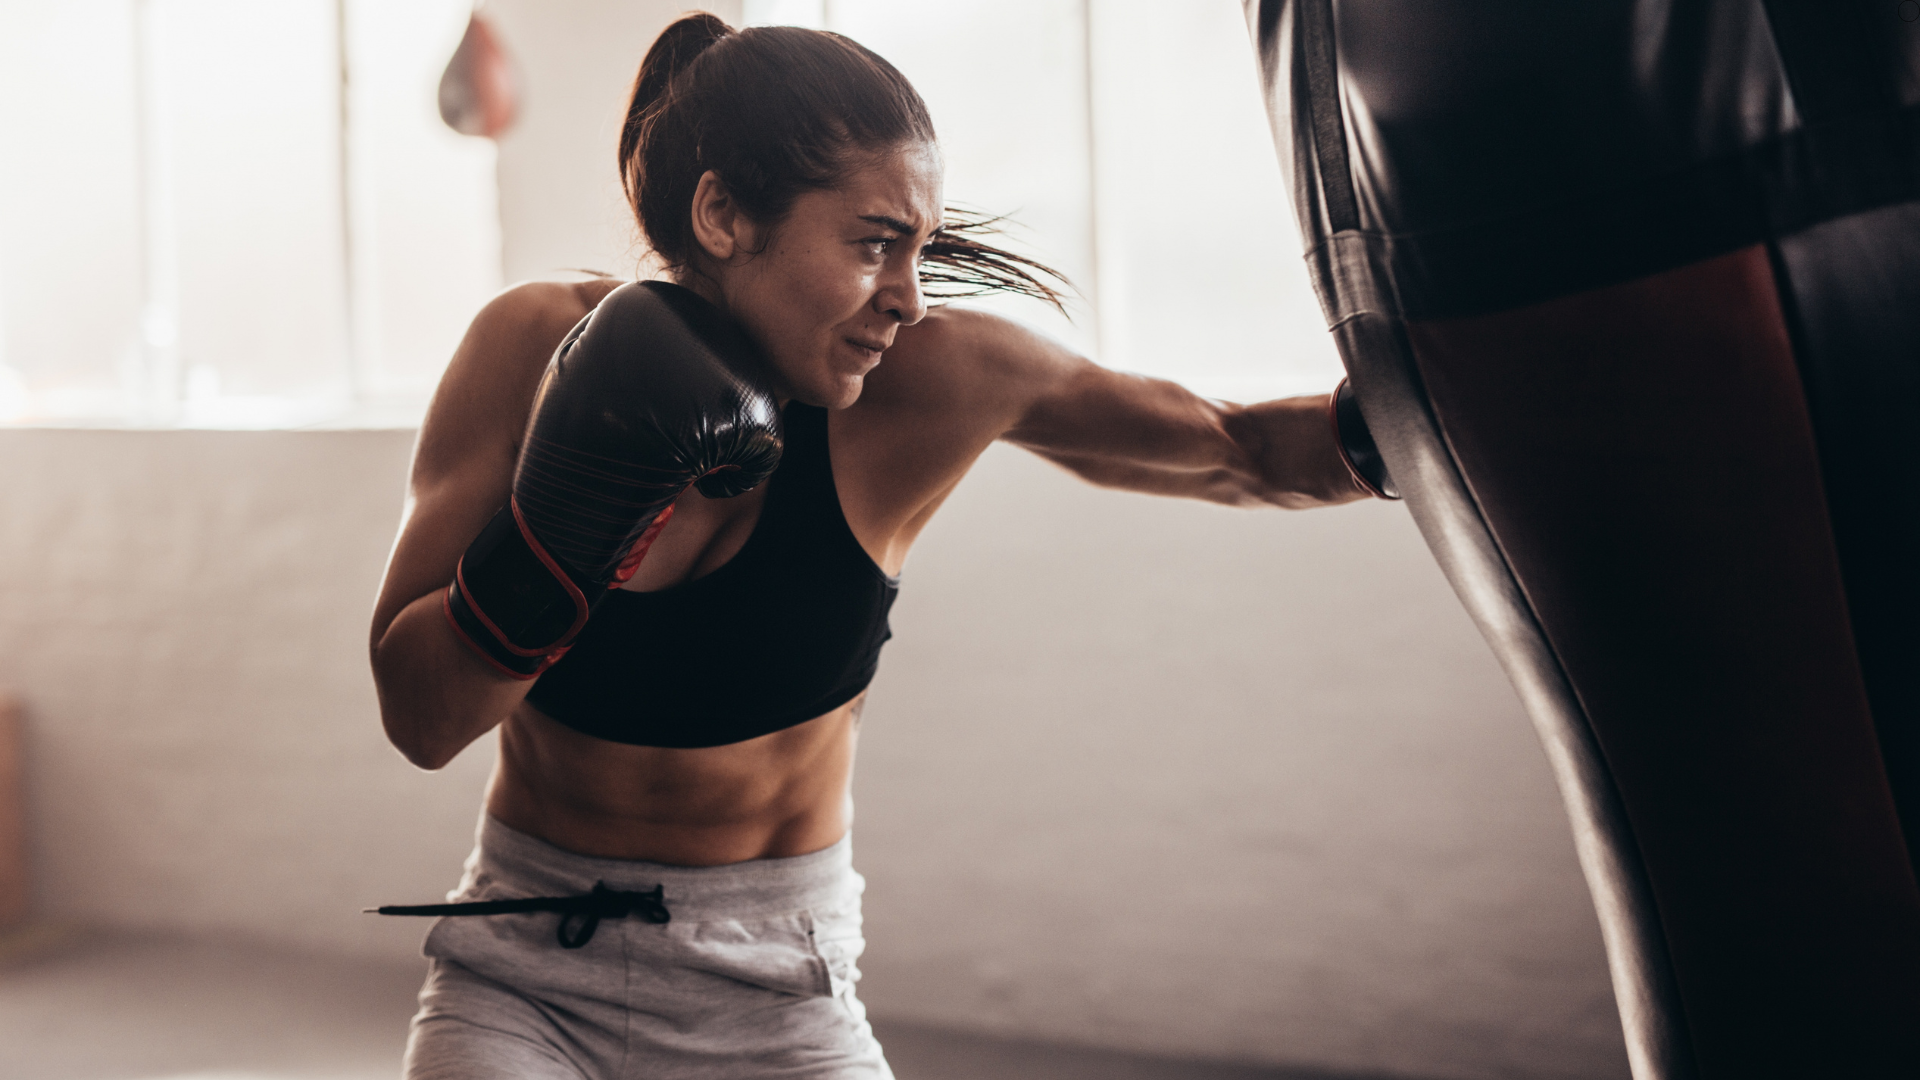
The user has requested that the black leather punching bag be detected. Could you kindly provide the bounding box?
[1243,2,1920,1076]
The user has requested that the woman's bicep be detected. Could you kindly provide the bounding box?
[367,288,581,767]
[370,458,510,648]
[888,309,1244,500]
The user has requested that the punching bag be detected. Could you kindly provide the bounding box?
[439,8,519,139]
[1243,1,1920,1076]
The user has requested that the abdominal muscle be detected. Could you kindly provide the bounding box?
[483,693,863,866]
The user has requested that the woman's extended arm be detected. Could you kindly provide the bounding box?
[1006,363,1366,509]
[368,284,591,769]
[883,307,1372,510]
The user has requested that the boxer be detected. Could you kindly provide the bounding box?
[369,14,1387,1078]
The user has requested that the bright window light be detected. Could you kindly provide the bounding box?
[4,2,1335,429]
[145,0,349,427]
[0,2,143,424]
[739,0,825,28]
[0,0,499,429]
[1087,0,1343,400]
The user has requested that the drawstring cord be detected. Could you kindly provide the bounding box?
[367,881,670,949]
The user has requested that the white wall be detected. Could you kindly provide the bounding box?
[0,427,1626,1080]
[0,429,488,961]
[856,448,1625,1079]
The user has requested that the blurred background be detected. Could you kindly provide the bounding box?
[0,2,1628,1078]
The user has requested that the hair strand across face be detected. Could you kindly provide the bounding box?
[923,210,1071,314]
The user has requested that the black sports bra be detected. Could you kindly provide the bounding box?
[523,402,898,748]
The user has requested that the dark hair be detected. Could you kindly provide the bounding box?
[620,14,1067,311]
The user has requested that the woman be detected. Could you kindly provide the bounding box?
[370,13,1379,1079]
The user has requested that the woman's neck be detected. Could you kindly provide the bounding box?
[668,265,728,313]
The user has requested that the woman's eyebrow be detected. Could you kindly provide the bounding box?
[858,214,921,234]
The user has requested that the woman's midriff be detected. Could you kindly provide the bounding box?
[484,697,861,866]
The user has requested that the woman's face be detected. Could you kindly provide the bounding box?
[697,142,943,409]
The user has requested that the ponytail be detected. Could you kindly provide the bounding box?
[619,13,729,268]
[619,13,727,177]
[620,14,1069,313]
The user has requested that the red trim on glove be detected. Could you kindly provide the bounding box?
[501,495,592,646]
[611,503,676,586]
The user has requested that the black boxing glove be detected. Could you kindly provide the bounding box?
[444,281,783,678]
[1330,378,1399,500]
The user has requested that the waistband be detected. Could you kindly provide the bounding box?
[465,815,858,920]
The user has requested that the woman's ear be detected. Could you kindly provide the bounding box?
[689,170,747,263]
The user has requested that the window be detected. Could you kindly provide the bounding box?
[2,2,1340,428]
[0,0,499,427]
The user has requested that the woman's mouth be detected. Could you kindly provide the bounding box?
[844,336,887,362]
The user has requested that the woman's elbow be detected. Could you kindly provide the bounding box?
[398,739,460,773]
[370,648,460,771]
[373,697,437,772]
[379,703,461,771]
[376,710,432,772]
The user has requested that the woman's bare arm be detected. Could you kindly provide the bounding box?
[369,283,598,769]
[883,307,1371,510]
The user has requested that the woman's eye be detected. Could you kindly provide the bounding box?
[861,237,895,256]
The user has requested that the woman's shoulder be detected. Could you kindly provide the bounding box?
[412,278,624,481]
[473,278,622,352]
[871,305,1067,396]
[859,304,1083,424]
[445,277,626,391]
[891,303,1043,353]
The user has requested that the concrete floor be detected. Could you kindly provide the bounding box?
[0,927,1364,1080]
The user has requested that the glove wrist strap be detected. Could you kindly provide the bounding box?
[1331,378,1401,500]
[442,499,599,679]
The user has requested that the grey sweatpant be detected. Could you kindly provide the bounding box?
[404,816,892,1079]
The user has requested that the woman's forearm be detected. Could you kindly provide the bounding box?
[1012,390,1370,508]
[372,589,536,770]
[1221,394,1375,509]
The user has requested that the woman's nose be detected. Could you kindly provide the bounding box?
[876,260,928,325]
